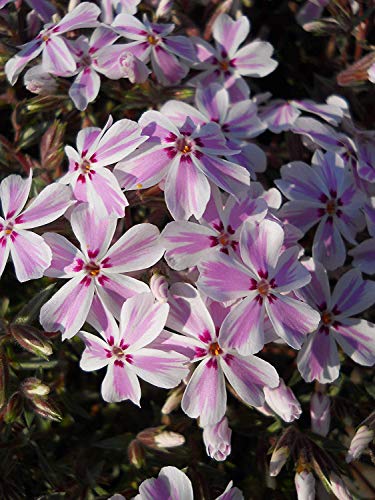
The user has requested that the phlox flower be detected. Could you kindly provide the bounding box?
[5,2,100,85]
[166,283,279,426]
[190,14,278,101]
[79,293,188,404]
[197,218,320,355]
[59,115,147,217]
[65,27,120,111]
[112,13,196,85]
[0,172,72,282]
[131,465,244,500]
[161,83,267,179]
[296,259,375,383]
[40,204,164,339]
[276,150,365,270]
[295,470,316,500]
[263,378,302,423]
[114,112,250,220]
[161,184,268,270]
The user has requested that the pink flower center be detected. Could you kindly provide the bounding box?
[112,346,125,358]
[321,311,332,326]
[4,221,14,235]
[81,159,91,174]
[85,261,101,277]
[176,137,193,154]
[80,54,92,67]
[208,341,222,357]
[147,34,159,45]
[326,199,336,215]
[219,59,230,71]
[257,279,270,296]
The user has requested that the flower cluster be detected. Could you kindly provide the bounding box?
[1,1,374,498]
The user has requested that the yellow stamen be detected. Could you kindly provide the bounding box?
[136,183,143,189]
[147,34,157,45]
[321,311,332,325]
[257,280,270,296]
[209,342,222,356]
[219,60,229,71]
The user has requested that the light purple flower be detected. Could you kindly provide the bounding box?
[112,13,196,85]
[202,416,231,461]
[166,283,279,426]
[296,259,375,383]
[39,204,164,339]
[114,112,250,220]
[59,115,146,217]
[263,378,302,423]
[24,64,57,94]
[197,218,320,355]
[65,27,119,110]
[0,172,72,282]
[95,45,150,82]
[310,392,330,436]
[79,293,188,404]
[101,0,140,23]
[295,470,316,500]
[162,184,267,270]
[190,14,278,101]
[349,238,375,275]
[276,150,365,270]
[5,2,101,85]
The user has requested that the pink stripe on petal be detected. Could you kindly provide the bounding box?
[42,36,77,76]
[331,269,375,318]
[119,293,169,350]
[89,168,128,218]
[69,67,101,111]
[79,331,111,371]
[131,348,188,388]
[272,246,311,293]
[55,2,100,34]
[0,172,32,219]
[10,229,51,282]
[266,294,320,349]
[87,295,120,344]
[213,14,250,58]
[43,232,84,278]
[297,330,340,383]
[5,39,43,85]
[101,362,141,404]
[234,41,278,77]
[105,223,163,273]
[197,252,254,302]
[221,353,279,407]
[333,319,375,366]
[162,221,215,271]
[167,282,216,342]
[16,183,72,229]
[40,275,95,339]
[312,218,346,271]
[0,236,10,279]
[181,357,227,426]
[151,46,188,86]
[219,293,264,355]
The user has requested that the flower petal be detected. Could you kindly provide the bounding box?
[333,319,375,366]
[213,14,250,58]
[43,232,84,278]
[297,330,340,383]
[42,36,77,76]
[55,1,100,33]
[69,67,101,111]
[181,357,226,426]
[331,269,375,317]
[312,218,346,271]
[5,39,43,85]
[221,353,279,407]
[101,362,141,404]
[349,238,375,275]
[87,294,120,344]
[0,171,32,219]
[79,331,111,371]
[233,41,278,77]
[0,233,11,279]
[266,294,320,349]
[131,348,188,388]
[88,168,129,218]
[219,293,264,355]
[272,246,311,293]
[10,229,51,282]
[40,275,95,339]
[276,160,328,201]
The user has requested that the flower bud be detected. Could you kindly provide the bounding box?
[9,324,53,358]
[128,439,145,468]
[161,386,183,415]
[4,392,23,424]
[295,470,316,500]
[150,273,169,303]
[24,65,57,95]
[346,425,374,463]
[264,379,302,423]
[269,446,290,477]
[329,472,352,500]
[22,378,50,398]
[202,416,231,462]
[31,397,62,422]
[137,427,185,449]
[156,0,173,18]
[310,393,330,437]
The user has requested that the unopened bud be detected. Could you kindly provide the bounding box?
[24,66,57,95]
[202,416,231,462]
[22,378,50,398]
[128,439,145,468]
[31,397,62,422]
[329,472,352,500]
[4,392,23,424]
[161,386,183,414]
[346,425,374,463]
[264,379,302,423]
[150,274,169,303]
[156,0,173,18]
[310,393,330,437]
[9,324,53,358]
[137,427,185,449]
[295,470,316,500]
[269,445,290,477]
